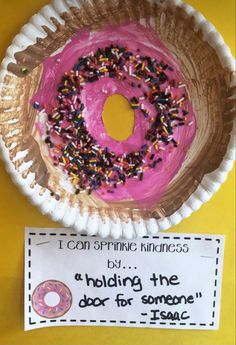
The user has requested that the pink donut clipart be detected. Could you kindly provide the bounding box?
[32,280,72,318]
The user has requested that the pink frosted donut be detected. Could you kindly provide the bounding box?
[31,21,196,209]
[32,280,72,318]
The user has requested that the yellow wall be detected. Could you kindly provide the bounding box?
[0,1,235,344]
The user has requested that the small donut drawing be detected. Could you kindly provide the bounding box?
[32,280,72,318]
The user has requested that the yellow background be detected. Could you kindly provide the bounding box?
[0,1,235,344]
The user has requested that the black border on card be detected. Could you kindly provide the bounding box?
[26,232,222,328]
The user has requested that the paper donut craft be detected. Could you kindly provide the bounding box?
[32,280,72,318]
[31,22,196,209]
[0,0,235,237]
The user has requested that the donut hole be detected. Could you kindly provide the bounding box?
[102,94,135,142]
[44,291,61,307]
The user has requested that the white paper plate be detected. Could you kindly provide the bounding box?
[0,0,235,238]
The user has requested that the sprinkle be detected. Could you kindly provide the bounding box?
[182,109,189,116]
[33,101,40,110]
[21,67,28,74]
[169,108,177,112]
[150,154,155,160]
[176,97,185,104]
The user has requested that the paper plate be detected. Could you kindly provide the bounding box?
[0,0,235,238]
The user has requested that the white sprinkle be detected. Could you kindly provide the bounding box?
[73,95,77,104]
[176,97,185,104]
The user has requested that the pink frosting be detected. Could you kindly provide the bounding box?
[31,22,196,208]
